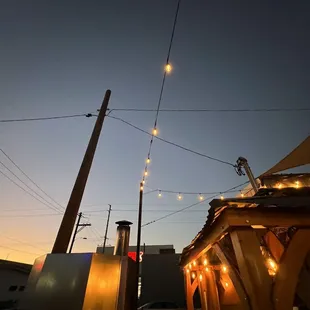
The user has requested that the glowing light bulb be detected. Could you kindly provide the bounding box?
[140,185,144,191]
[225,282,229,288]
[240,191,244,197]
[222,265,228,273]
[267,258,277,271]
[177,193,183,200]
[158,191,162,198]
[193,260,197,267]
[199,194,204,201]
[152,128,158,136]
[186,268,189,273]
[205,267,210,272]
[144,170,148,176]
[199,274,203,281]
[146,158,151,164]
[203,259,208,266]
[278,183,282,189]
[191,272,195,279]
[189,263,192,270]
[295,181,300,189]
[165,63,172,73]
[220,195,224,200]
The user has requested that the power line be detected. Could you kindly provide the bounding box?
[108,107,310,113]
[0,169,62,213]
[142,181,249,227]
[0,113,95,123]
[108,115,235,167]
[0,160,63,213]
[0,245,40,256]
[0,149,64,211]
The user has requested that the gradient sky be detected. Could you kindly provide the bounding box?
[0,0,309,264]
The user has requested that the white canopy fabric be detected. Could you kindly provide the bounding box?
[260,135,310,177]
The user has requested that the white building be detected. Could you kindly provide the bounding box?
[0,260,31,309]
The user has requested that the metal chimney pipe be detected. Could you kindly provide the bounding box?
[114,220,133,256]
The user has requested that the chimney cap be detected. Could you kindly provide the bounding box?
[115,220,133,226]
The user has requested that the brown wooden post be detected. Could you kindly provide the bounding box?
[197,272,207,310]
[52,90,111,253]
[230,228,273,310]
[213,243,250,310]
[205,270,220,310]
[185,271,196,310]
[273,229,310,310]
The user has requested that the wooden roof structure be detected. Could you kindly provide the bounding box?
[180,173,310,310]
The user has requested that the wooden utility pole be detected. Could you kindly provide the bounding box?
[102,204,112,254]
[52,89,111,253]
[68,212,91,253]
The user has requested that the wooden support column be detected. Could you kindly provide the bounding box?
[205,270,220,310]
[184,271,197,310]
[198,273,207,310]
[273,229,310,310]
[213,243,250,310]
[230,228,273,310]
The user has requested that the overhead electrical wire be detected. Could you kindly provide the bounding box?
[0,169,63,214]
[141,181,249,227]
[107,115,235,167]
[0,149,64,211]
[108,107,310,113]
[0,244,40,256]
[0,113,95,123]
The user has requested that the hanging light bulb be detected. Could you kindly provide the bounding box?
[158,190,162,198]
[198,194,204,201]
[205,267,210,272]
[191,272,196,279]
[278,183,283,189]
[222,265,228,273]
[189,263,192,270]
[146,157,151,164]
[142,180,145,185]
[295,181,300,189]
[199,274,203,281]
[225,282,229,288]
[144,170,148,176]
[140,185,144,191]
[220,194,224,200]
[186,268,189,274]
[177,193,183,200]
[165,63,172,73]
[193,260,197,267]
[152,128,158,136]
[240,191,244,197]
[203,258,208,266]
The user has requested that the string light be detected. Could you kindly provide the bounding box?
[144,170,148,176]
[142,180,145,185]
[295,181,300,189]
[278,183,283,189]
[198,194,204,201]
[186,268,189,273]
[193,260,197,267]
[222,265,228,273]
[240,191,244,197]
[146,158,151,164]
[199,274,203,281]
[205,267,210,272]
[203,258,208,266]
[220,195,224,200]
[165,63,172,73]
[191,272,196,279]
[152,128,158,136]
[225,282,229,288]
[158,190,162,198]
[177,193,183,201]
[189,263,192,270]
[140,185,144,191]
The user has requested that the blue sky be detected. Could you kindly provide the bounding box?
[0,0,309,263]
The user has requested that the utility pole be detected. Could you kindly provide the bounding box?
[135,182,144,308]
[102,204,112,254]
[68,212,91,253]
[235,157,259,193]
[52,89,111,254]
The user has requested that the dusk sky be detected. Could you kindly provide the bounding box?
[0,0,309,264]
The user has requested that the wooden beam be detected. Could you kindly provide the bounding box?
[205,270,220,310]
[225,207,310,227]
[273,229,310,310]
[185,271,197,310]
[197,273,207,310]
[230,228,273,310]
[213,243,250,310]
